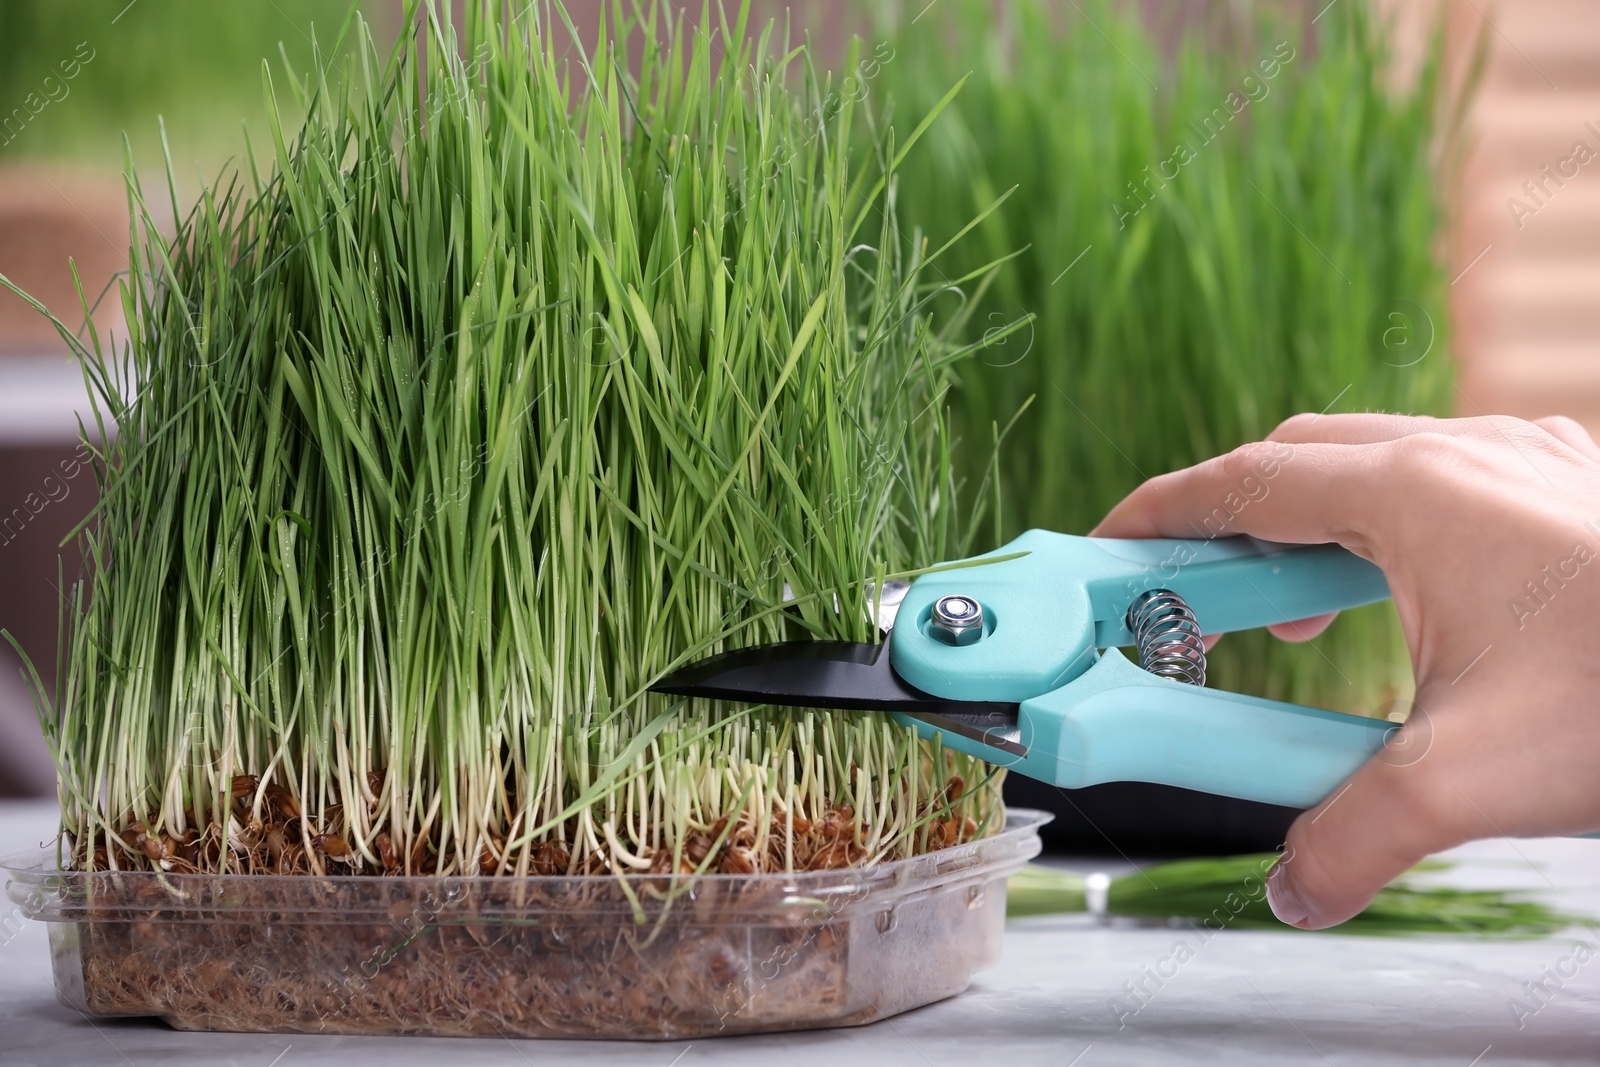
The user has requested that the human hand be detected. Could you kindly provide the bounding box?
[1092,414,1600,929]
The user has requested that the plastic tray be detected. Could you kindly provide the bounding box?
[4,809,1047,1039]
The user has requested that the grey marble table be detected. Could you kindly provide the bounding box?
[3,799,1598,1066]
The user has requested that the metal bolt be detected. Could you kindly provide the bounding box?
[929,594,984,646]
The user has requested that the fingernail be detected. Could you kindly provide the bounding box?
[1266,863,1309,928]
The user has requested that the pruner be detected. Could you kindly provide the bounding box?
[652,531,1398,810]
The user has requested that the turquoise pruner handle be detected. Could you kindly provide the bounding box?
[937,650,1392,809]
[1083,533,1389,648]
[888,530,1398,809]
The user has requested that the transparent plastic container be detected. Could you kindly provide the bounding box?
[3,809,1046,1039]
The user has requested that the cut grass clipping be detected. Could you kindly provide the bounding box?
[11,0,1011,880]
[1008,858,1581,939]
[874,0,1469,714]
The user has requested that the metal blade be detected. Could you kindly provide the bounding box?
[780,578,911,633]
[652,641,1026,758]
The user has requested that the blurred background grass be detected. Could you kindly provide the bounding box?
[869,0,1463,717]
[0,1,359,172]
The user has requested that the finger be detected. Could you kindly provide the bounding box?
[1265,716,1471,929]
[1090,440,1386,556]
[1268,411,1446,446]
[1275,411,1600,467]
[1267,612,1337,642]
[1534,415,1600,463]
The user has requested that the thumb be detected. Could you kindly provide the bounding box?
[1265,709,1467,929]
